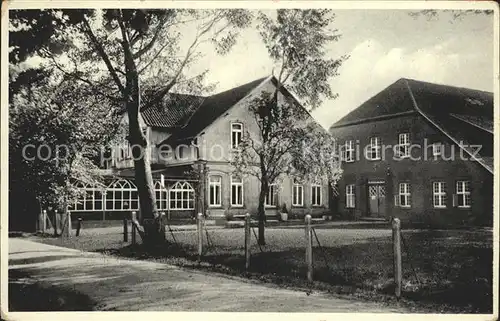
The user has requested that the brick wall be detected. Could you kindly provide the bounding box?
[330,113,493,227]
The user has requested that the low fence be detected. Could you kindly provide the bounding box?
[119,212,411,300]
[39,209,491,309]
[36,209,79,237]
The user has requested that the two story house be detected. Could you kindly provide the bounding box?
[70,76,332,221]
[329,78,494,227]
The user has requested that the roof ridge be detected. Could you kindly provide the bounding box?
[180,76,271,128]
[449,113,494,134]
[205,76,271,99]
[405,79,493,174]
[330,78,412,128]
[157,75,273,147]
[403,77,493,95]
[179,96,208,128]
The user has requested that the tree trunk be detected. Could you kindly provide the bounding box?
[125,48,165,246]
[257,179,269,245]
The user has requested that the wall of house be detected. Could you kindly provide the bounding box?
[197,81,272,163]
[204,162,331,219]
[112,114,147,169]
[196,80,331,218]
[111,114,192,168]
[110,79,334,220]
[330,113,493,227]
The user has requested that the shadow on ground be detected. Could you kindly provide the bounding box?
[31,228,493,313]
[9,255,77,266]
[96,230,493,313]
[9,270,98,311]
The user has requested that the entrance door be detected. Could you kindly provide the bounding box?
[368,183,386,217]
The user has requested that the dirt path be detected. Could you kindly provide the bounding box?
[8,238,409,312]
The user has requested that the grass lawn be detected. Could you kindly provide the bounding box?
[32,226,493,313]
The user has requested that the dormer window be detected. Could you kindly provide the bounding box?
[465,98,484,106]
[231,123,243,149]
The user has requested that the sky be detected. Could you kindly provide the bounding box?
[12,9,495,130]
[185,10,495,129]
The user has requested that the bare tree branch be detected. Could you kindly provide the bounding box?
[132,14,169,59]
[44,51,122,103]
[81,15,126,97]
[137,40,172,75]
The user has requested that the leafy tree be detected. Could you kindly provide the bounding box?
[9,75,117,231]
[231,9,345,245]
[408,9,494,21]
[9,9,252,243]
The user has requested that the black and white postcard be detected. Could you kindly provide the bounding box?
[1,1,498,320]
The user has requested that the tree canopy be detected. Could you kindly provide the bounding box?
[231,9,345,244]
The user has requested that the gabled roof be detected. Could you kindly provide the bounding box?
[137,77,268,130]
[160,76,269,144]
[331,79,418,127]
[330,78,494,174]
[140,92,205,128]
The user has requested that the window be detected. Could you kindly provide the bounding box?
[368,137,381,160]
[397,133,410,158]
[209,175,222,207]
[432,143,443,157]
[311,184,322,206]
[398,183,411,207]
[116,142,131,161]
[231,123,243,149]
[177,145,186,160]
[292,181,304,206]
[105,179,139,211]
[265,184,278,207]
[169,181,195,210]
[346,184,355,208]
[231,176,244,207]
[433,182,447,208]
[154,181,168,210]
[70,181,105,212]
[342,140,355,162]
[116,145,123,161]
[456,181,471,208]
[124,143,131,160]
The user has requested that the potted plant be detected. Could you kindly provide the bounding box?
[280,203,288,221]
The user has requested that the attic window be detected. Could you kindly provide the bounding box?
[465,98,484,106]
[231,123,243,149]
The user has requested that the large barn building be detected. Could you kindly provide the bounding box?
[329,78,494,227]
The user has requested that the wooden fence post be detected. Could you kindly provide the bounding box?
[305,214,313,282]
[68,211,73,237]
[42,210,47,234]
[62,211,72,237]
[53,210,59,236]
[58,210,63,233]
[131,211,137,245]
[123,218,128,242]
[392,217,402,299]
[76,217,82,236]
[37,210,43,233]
[197,213,203,261]
[245,213,251,270]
